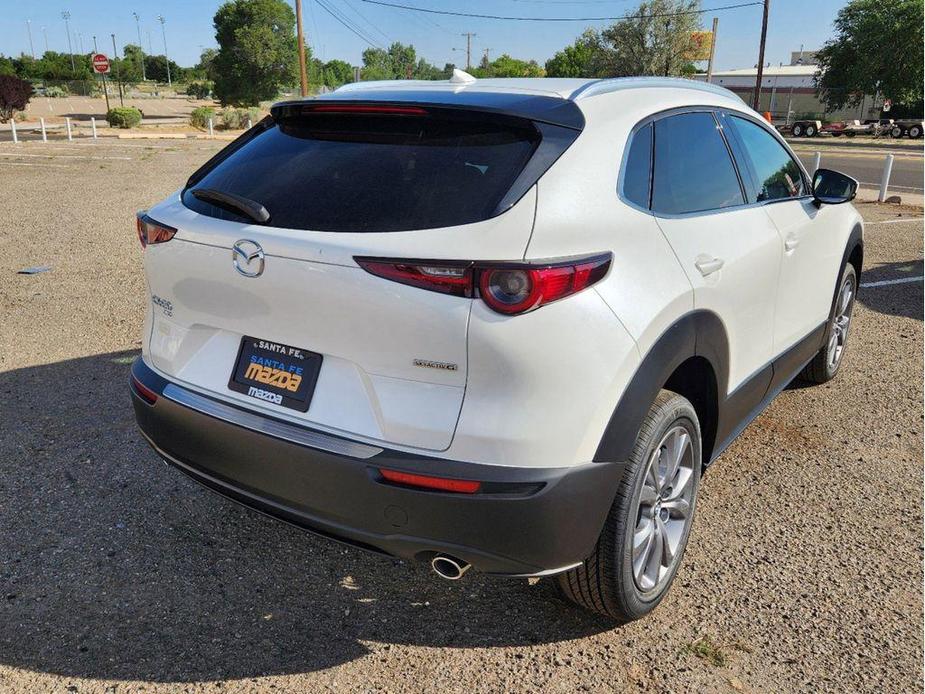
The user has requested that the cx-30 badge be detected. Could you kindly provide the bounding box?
[232,240,265,278]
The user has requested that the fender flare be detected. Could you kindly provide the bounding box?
[593,311,729,463]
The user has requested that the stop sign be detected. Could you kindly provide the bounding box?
[92,53,110,74]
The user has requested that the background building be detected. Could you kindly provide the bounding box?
[695,49,881,123]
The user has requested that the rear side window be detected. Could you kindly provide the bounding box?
[651,112,744,215]
[728,115,806,201]
[622,123,652,209]
[182,110,540,232]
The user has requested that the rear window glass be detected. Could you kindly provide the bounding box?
[622,122,652,209]
[182,110,540,232]
[651,112,744,215]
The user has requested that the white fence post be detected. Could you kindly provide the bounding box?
[40,117,47,143]
[812,151,821,174]
[208,117,214,138]
[10,120,17,144]
[65,117,73,141]
[878,154,895,202]
[91,117,98,139]
[247,118,252,129]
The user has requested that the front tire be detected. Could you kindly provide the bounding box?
[557,390,701,622]
[805,123,818,137]
[792,123,804,137]
[800,263,857,384]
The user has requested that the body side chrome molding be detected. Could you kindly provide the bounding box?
[161,383,383,460]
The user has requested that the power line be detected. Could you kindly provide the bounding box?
[316,0,382,47]
[360,0,763,21]
[339,0,393,44]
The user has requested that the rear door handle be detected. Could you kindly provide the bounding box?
[784,235,800,252]
[694,255,725,276]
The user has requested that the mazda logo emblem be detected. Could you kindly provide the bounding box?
[232,240,265,278]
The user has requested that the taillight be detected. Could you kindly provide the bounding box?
[131,374,158,404]
[355,254,611,315]
[136,212,176,249]
[379,468,481,494]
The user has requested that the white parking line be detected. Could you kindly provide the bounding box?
[865,218,924,225]
[0,161,72,168]
[858,182,925,193]
[0,152,131,161]
[861,276,924,288]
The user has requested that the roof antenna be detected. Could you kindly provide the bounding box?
[449,68,476,85]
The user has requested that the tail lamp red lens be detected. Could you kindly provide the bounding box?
[379,468,481,494]
[356,254,611,316]
[136,212,177,249]
[131,375,158,404]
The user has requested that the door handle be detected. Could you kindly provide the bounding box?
[694,255,725,276]
[784,235,800,252]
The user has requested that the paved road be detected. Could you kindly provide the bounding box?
[793,146,924,193]
[0,139,922,693]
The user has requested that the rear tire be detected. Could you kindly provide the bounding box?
[792,123,804,137]
[805,123,818,137]
[557,390,701,622]
[891,125,904,138]
[909,125,922,139]
[799,263,857,384]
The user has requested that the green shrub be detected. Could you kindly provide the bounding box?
[45,85,69,98]
[190,106,215,129]
[106,107,143,129]
[219,107,260,130]
[187,81,212,99]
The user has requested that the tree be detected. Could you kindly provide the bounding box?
[118,44,145,83]
[144,54,182,83]
[815,0,924,111]
[472,54,544,78]
[597,0,703,77]
[361,42,440,80]
[323,59,354,87]
[0,75,33,122]
[212,0,298,106]
[196,48,219,81]
[545,30,602,78]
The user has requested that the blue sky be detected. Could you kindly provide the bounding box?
[0,0,847,70]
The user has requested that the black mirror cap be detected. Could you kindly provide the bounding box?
[812,168,859,205]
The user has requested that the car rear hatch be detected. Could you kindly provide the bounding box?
[141,96,583,451]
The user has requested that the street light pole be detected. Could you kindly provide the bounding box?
[112,33,124,107]
[133,12,146,81]
[26,20,35,60]
[156,15,171,86]
[62,11,76,74]
[752,0,770,111]
[42,26,49,54]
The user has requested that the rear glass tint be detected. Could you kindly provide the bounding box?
[182,110,541,232]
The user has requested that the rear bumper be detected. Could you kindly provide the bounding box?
[131,358,624,576]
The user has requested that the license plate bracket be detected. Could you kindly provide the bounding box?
[228,336,322,412]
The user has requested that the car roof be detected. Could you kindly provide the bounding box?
[328,71,742,105]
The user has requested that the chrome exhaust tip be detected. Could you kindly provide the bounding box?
[431,554,471,580]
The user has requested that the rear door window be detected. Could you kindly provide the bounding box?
[182,109,540,232]
[651,112,744,215]
[622,122,652,209]
[728,115,806,202]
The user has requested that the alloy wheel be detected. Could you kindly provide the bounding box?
[632,425,696,593]
[826,274,856,371]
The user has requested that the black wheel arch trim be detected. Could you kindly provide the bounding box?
[593,310,729,464]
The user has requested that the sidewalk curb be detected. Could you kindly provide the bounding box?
[785,137,922,153]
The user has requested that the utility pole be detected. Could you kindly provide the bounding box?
[61,11,76,73]
[295,0,309,97]
[706,17,718,83]
[42,26,49,54]
[93,35,98,52]
[460,32,476,71]
[77,32,84,55]
[112,34,124,106]
[26,20,35,60]
[752,0,770,111]
[133,12,146,81]
[156,15,171,86]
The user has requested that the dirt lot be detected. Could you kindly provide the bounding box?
[0,139,922,693]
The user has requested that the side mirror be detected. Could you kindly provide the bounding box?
[812,168,858,206]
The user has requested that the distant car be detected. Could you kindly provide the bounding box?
[131,74,864,622]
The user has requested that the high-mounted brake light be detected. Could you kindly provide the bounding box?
[136,212,177,249]
[355,254,611,315]
[302,104,428,116]
[379,468,482,494]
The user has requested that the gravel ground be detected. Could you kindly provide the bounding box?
[0,140,922,693]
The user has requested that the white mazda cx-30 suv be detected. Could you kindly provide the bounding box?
[131,73,862,622]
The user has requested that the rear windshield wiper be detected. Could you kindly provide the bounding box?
[191,188,270,224]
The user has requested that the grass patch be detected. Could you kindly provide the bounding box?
[684,635,752,667]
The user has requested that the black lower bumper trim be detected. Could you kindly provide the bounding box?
[131,357,624,575]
